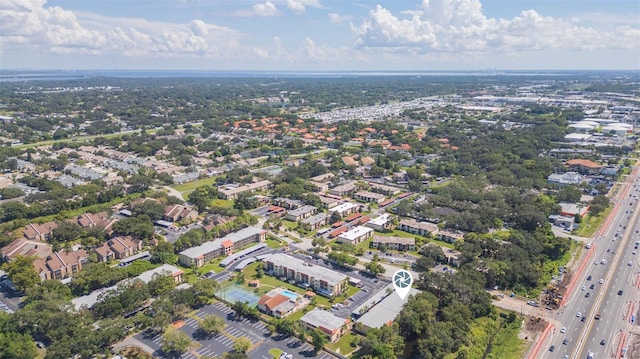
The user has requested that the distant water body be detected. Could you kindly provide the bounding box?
[0,69,625,82]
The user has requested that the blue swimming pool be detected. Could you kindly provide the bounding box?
[281,290,299,300]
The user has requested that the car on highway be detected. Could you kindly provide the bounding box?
[598,278,604,284]
[600,259,606,265]
[577,312,581,317]
[581,285,586,291]
[618,290,624,295]
[549,345,555,352]
[595,314,601,320]
[562,338,569,345]
[589,284,595,289]
[560,326,566,333]
[600,339,606,345]
[629,261,633,266]
[585,292,590,298]
[586,275,592,281]
[581,316,587,322]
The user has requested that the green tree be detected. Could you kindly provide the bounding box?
[161,328,192,355]
[200,315,225,337]
[232,336,252,354]
[310,329,328,352]
[2,256,40,292]
[365,260,386,277]
[0,331,38,359]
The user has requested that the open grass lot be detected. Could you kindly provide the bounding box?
[266,237,284,249]
[210,198,234,208]
[574,204,613,237]
[172,176,221,193]
[268,348,284,358]
[461,314,527,359]
[281,220,298,229]
[326,332,358,356]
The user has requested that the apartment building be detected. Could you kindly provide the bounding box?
[164,204,199,222]
[218,180,272,200]
[94,236,143,262]
[284,205,318,222]
[398,219,439,237]
[23,222,58,241]
[300,308,351,342]
[371,236,416,251]
[353,191,386,204]
[33,249,89,280]
[365,213,392,231]
[264,253,348,297]
[336,226,374,246]
[178,226,266,268]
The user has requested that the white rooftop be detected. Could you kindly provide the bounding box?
[338,226,373,242]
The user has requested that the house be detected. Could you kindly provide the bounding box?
[23,222,58,241]
[94,236,143,262]
[257,288,300,318]
[218,180,272,200]
[329,202,360,217]
[398,219,438,237]
[353,191,386,204]
[341,156,357,167]
[337,226,374,246]
[164,204,198,222]
[284,205,318,222]
[300,309,351,342]
[179,226,266,268]
[300,213,329,231]
[371,236,415,251]
[1,239,53,262]
[264,253,348,297]
[365,213,392,231]
[559,202,589,217]
[436,230,465,244]
[32,249,89,280]
[566,159,603,175]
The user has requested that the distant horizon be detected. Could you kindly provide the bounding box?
[2,0,638,72]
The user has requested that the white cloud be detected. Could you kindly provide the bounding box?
[353,0,640,54]
[328,12,351,23]
[0,0,251,58]
[233,1,279,17]
[286,0,323,13]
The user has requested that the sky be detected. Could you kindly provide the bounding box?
[1,0,639,71]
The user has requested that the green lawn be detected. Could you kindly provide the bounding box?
[574,204,613,237]
[268,348,284,358]
[281,220,298,229]
[172,176,221,193]
[326,332,358,355]
[266,237,284,249]
[460,315,527,359]
[210,199,234,208]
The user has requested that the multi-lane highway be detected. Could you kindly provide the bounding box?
[539,167,640,359]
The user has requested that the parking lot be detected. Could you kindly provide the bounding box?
[361,249,418,267]
[0,282,22,313]
[135,301,336,359]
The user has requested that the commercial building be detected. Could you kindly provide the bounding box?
[547,172,585,187]
[371,236,415,251]
[178,227,266,268]
[264,253,349,297]
[566,159,603,175]
[300,308,351,342]
[337,226,374,246]
[398,219,438,237]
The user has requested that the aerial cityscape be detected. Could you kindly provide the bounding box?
[1,1,640,359]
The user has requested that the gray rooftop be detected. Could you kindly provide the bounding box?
[301,308,347,331]
[356,288,419,329]
[266,253,348,286]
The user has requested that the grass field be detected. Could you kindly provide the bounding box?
[326,332,358,355]
[461,314,527,359]
[266,237,284,249]
[172,176,221,193]
[574,204,613,237]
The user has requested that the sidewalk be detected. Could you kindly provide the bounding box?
[112,335,157,357]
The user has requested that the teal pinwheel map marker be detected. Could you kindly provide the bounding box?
[392,269,413,299]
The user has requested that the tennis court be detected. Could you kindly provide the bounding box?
[217,285,261,306]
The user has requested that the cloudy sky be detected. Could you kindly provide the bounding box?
[1,0,639,71]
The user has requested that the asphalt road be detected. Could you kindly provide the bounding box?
[539,168,640,359]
